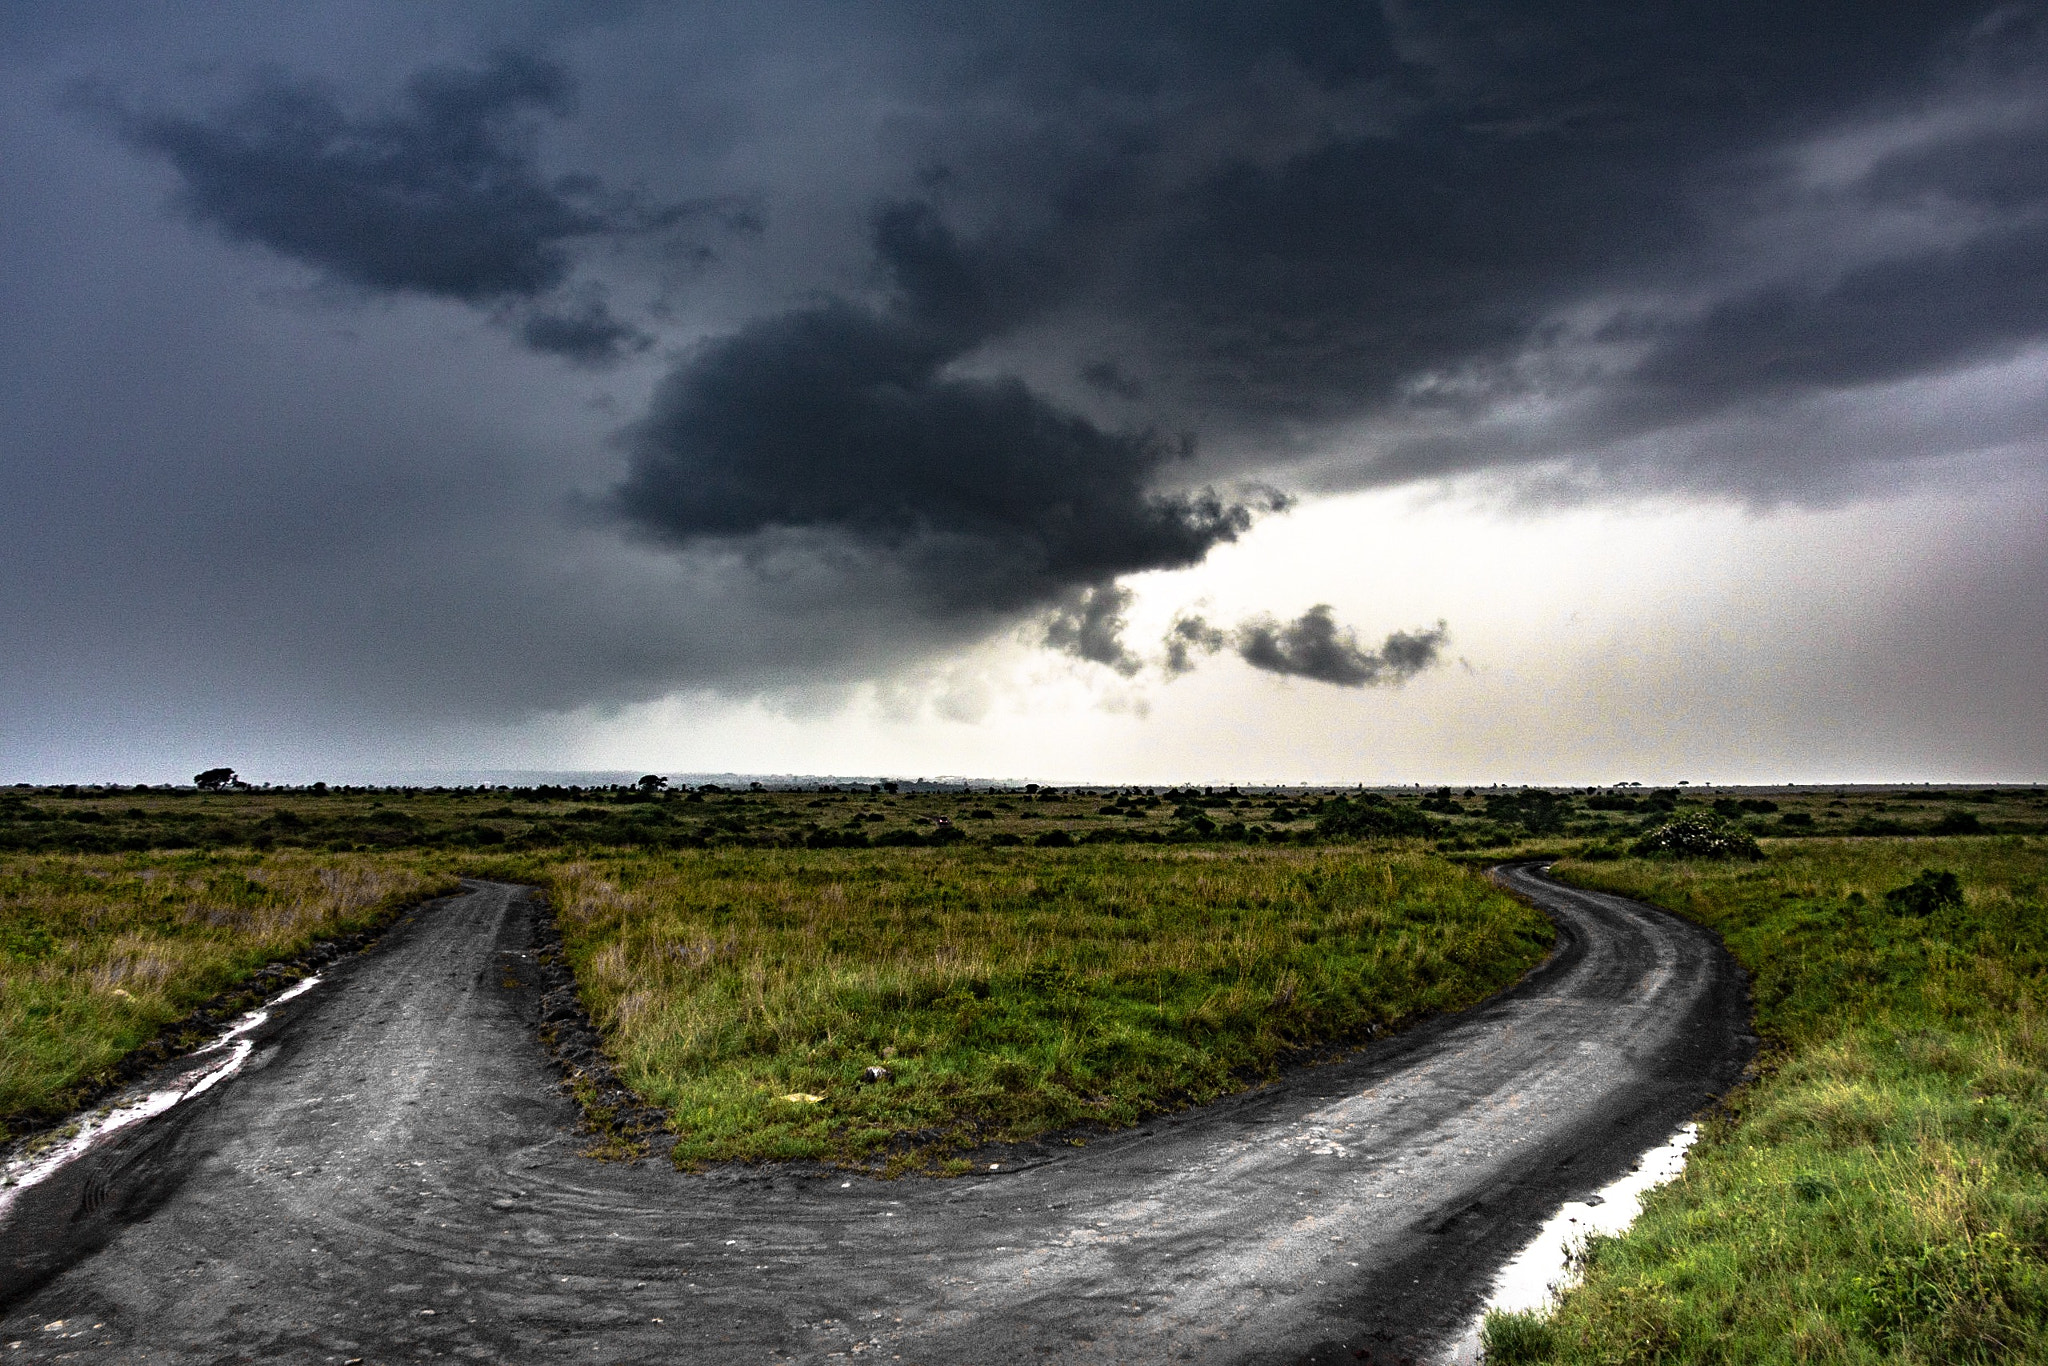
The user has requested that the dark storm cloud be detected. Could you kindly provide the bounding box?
[1162,614,1229,679]
[610,297,1265,611]
[14,0,2047,751]
[1626,221,2048,417]
[1079,360,1146,401]
[113,51,598,300]
[1862,125,2048,213]
[102,3,2048,498]
[608,204,1281,616]
[102,47,742,359]
[831,0,2042,492]
[1234,609,1449,688]
[1162,608,1449,687]
[580,0,2038,651]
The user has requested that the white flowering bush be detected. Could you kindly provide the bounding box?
[1631,813,1764,860]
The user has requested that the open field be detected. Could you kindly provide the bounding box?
[0,851,457,1139]
[530,845,1553,1169]
[2,781,2042,857]
[13,789,2037,1359]
[1487,836,2048,1364]
[3,781,2041,1162]
[0,832,1550,1164]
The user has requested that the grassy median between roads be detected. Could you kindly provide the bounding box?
[0,851,457,1139]
[1486,837,2048,1365]
[0,837,1550,1170]
[534,845,1552,1171]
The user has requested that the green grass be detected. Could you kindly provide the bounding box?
[0,850,457,1139]
[0,833,1550,1171]
[531,844,1553,1170]
[1502,837,2048,1363]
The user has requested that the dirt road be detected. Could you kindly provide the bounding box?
[0,866,1750,1363]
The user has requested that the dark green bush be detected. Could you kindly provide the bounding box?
[1316,795,1434,839]
[1884,868,1963,916]
[1484,790,1575,833]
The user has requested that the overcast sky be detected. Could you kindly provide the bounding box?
[4,1,2044,784]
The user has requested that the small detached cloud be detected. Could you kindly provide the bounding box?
[1043,583,1143,676]
[1162,613,1229,678]
[516,297,651,365]
[1164,605,1448,688]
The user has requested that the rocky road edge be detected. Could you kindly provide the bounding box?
[0,887,454,1159]
[520,892,675,1161]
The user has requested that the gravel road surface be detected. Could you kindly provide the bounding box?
[0,865,1751,1364]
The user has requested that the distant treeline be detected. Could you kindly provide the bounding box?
[0,783,2037,856]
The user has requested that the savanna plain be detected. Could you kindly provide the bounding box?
[3,778,2045,1362]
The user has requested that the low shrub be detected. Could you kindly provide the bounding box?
[1316,794,1434,839]
[1885,867,1964,916]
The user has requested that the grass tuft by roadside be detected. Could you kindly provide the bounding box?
[1501,836,2048,1364]
[0,851,459,1140]
[527,845,1553,1170]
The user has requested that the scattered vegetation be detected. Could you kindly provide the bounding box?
[1499,837,2048,1364]
[0,850,457,1138]
[0,781,2038,858]
[528,845,1552,1170]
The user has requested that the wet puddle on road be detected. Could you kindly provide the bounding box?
[1440,1123,1698,1364]
[0,974,324,1219]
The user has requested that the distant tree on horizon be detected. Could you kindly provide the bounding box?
[194,767,239,790]
[637,773,668,793]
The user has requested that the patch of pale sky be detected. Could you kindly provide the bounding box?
[545,468,2047,786]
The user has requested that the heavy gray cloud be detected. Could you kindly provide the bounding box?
[104,3,2048,494]
[2,0,2044,766]
[607,204,1279,614]
[107,5,2048,481]
[113,51,597,301]
[101,47,748,360]
[1626,222,2048,415]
